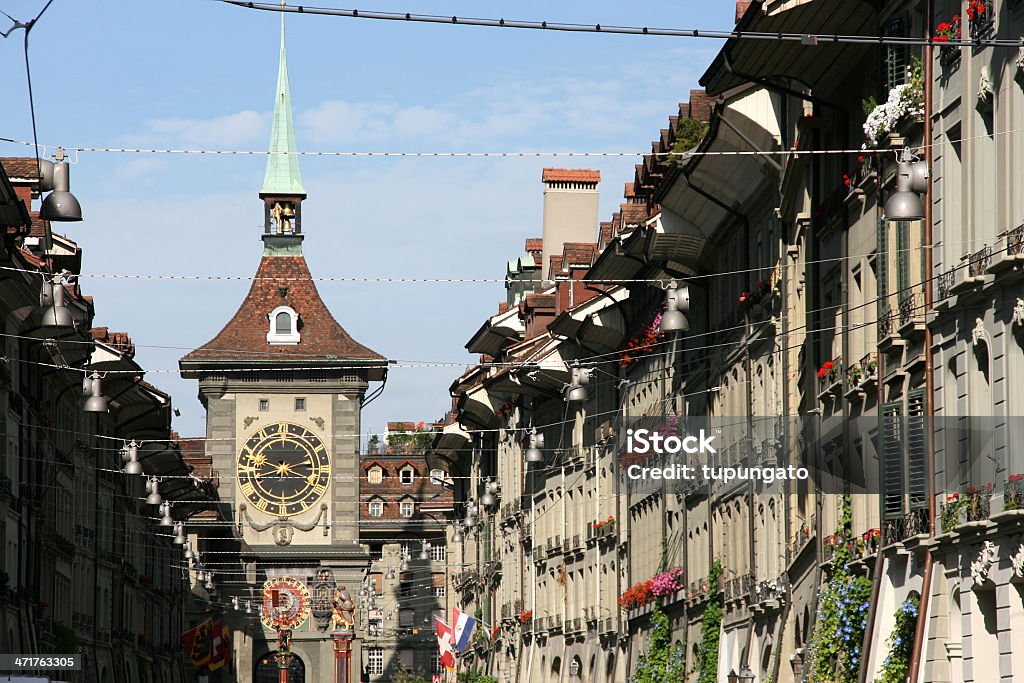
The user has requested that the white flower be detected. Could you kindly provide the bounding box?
[862,83,925,147]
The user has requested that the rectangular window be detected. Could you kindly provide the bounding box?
[400,468,415,485]
[369,544,383,561]
[369,501,383,517]
[258,399,269,412]
[400,501,414,518]
[432,653,443,674]
[431,544,447,561]
[430,469,446,485]
[294,397,306,411]
[884,15,909,89]
[369,573,383,595]
[433,585,446,597]
[367,648,384,675]
[399,581,413,598]
[400,648,415,670]
[368,468,382,484]
[399,609,414,627]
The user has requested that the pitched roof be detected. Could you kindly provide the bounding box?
[542,168,601,184]
[181,254,384,365]
[0,158,40,180]
[562,242,597,268]
[524,238,543,253]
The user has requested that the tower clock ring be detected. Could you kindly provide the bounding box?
[237,422,331,516]
[261,577,311,630]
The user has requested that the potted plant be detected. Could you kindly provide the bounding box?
[1005,473,1024,511]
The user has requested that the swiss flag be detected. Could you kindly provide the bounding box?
[434,617,456,671]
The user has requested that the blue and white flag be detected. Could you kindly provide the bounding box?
[452,607,477,652]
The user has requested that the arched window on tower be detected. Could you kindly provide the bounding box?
[267,305,300,345]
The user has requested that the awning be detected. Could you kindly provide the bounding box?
[549,287,630,355]
[656,89,780,263]
[701,0,877,97]
[466,306,525,356]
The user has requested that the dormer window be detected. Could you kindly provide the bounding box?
[267,305,300,345]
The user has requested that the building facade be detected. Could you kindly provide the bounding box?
[0,157,201,683]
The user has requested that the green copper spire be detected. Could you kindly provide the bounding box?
[260,13,305,196]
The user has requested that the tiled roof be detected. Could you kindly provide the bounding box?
[548,255,564,278]
[621,203,650,227]
[524,293,556,309]
[562,242,596,267]
[28,211,49,238]
[542,168,601,184]
[181,254,384,364]
[525,238,543,253]
[91,327,136,358]
[0,158,40,180]
[598,222,613,248]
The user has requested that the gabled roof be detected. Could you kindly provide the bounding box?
[180,254,385,369]
[542,168,601,184]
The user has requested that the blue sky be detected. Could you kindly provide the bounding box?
[0,1,733,440]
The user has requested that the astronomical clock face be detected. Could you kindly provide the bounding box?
[260,577,311,630]
[237,421,331,516]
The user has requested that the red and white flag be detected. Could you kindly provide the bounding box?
[434,616,456,671]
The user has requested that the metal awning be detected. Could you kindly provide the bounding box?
[549,287,630,354]
[701,0,877,96]
[657,89,780,263]
[465,306,525,356]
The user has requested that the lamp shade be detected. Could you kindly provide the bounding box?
[480,491,496,507]
[37,158,55,192]
[83,373,108,413]
[39,280,74,329]
[884,190,925,221]
[452,528,464,543]
[39,160,82,222]
[565,384,588,402]
[660,308,689,333]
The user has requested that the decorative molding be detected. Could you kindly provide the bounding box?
[1011,544,1024,582]
[1012,299,1024,328]
[310,416,325,430]
[971,540,998,590]
[243,416,259,429]
[978,66,994,108]
[238,502,330,545]
[971,317,987,347]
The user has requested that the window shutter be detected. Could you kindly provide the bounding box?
[906,390,929,510]
[880,401,905,519]
[877,215,889,313]
[885,16,909,89]
[896,221,910,302]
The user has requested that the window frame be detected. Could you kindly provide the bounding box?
[368,501,383,517]
[400,501,415,518]
[266,305,301,345]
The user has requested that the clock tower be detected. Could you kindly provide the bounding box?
[180,13,385,681]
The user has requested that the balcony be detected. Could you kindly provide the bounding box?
[898,291,926,337]
[882,508,930,546]
[988,225,1024,279]
[968,1,994,42]
[969,245,992,278]
[816,356,843,402]
[844,353,877,400]
[936,267,957,302]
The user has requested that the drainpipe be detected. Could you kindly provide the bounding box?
[908,0,936,679]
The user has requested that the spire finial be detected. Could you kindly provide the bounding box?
[260,5,305,197]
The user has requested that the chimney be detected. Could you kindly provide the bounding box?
[540,168,600,286]
[736,1,752,23]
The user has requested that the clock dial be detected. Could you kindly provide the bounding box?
[260,577,311,630]
[237,421,331,516]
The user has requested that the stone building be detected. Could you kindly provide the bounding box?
[0,157,202,683]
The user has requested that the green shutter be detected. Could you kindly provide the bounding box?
[877,215,889,315]
[880,401,905,519]
[885,16,909,89]
[896,221,910,303]
[906,390,929,510]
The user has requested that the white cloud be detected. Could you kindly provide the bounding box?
[126,110,270,148]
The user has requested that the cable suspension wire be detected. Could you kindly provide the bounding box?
[219,0,1024,49]
[5,124,1024,158]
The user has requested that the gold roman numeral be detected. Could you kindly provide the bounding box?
[253,498,269,512]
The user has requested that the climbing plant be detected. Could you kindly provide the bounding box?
[876,595,920,683]
[695,560,724,683]
[629,605,686,683]
[806,496,872,683]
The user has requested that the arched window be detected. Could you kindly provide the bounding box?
[267,305,300,345]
